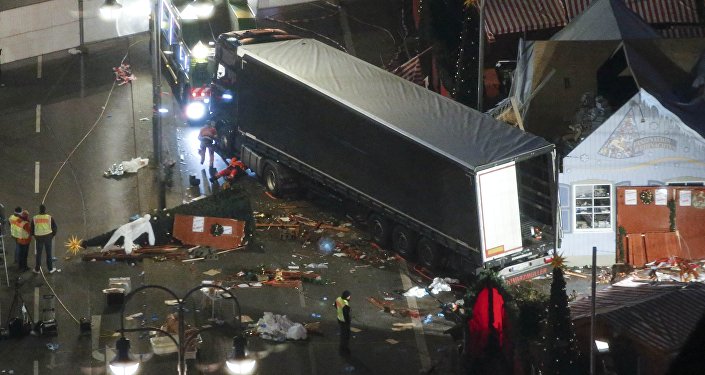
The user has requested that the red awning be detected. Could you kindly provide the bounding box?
[565,0,700,24]
[659,25,705,38]
[627,0,700,24]
[484,0,567,38]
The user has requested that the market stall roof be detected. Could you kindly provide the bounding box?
[482,0,566,38]
[235,38,553,172]
[570,282,705,354]
[624,40,705,138]
[564,0,701,24]
[551,0,661,41]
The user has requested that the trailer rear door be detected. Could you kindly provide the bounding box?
[477,162,523,262]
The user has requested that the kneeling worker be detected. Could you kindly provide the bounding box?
[210,157,247,184]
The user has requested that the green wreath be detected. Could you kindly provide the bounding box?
[210,223,224,237]
[640,190,653,205]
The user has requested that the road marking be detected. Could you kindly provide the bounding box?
[36,104,41,132]
[201,169,211,195]
[91,315,105,361]
[308,342,318,375]
[34,287,40,322]
[35,162,40,193]
[37,55,42,79]
[34,360,38,375]
[299,288,306,308]
[399,263,431,371]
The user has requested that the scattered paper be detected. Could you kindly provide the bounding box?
[203,269,221,276]
[385,339,399,345]
[238,283,250,288]
[241,315,254,323]
[333,253,347,257]
[350,327,361,333]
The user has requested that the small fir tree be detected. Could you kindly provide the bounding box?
[542,255,582,374]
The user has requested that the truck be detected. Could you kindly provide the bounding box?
[210,30,559,283]
[159,0,256,122]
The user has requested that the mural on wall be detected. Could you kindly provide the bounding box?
[598,100,680,159]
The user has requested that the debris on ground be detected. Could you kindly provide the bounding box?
[403,286,428,298]
[103,157,149,178]
[428,277,458,295]
[113,63,135,85]
[254,312,307,341]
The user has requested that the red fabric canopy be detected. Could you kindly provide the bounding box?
[468,286,506,355]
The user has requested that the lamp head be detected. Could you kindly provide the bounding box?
[226,335,256,375]
[109,336,139,375]
[190,0,215,19]
[100,0,123,21]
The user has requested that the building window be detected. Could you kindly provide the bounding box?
[574,184,612,231]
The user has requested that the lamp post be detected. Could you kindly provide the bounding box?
[151,0,166,210]
[109,284,254,375]
[99,0,165,209]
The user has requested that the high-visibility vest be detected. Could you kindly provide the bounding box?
[33,214,52,236]
[9,215,30,240]
[335,297,349,323]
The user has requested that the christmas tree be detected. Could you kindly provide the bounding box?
[542,256,582,374]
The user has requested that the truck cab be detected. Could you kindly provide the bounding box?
[210,29,299,155]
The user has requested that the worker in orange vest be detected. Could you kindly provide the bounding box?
[198,121,218,167]
[9,207,31,272]
[210,157,246,184]
[31,204,59,274]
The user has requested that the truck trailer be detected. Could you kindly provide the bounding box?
[210,31,559,283]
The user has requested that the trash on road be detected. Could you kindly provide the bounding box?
[428,277,458,295]
[385,339,399,345]
[103,157,149,178]
[113,63,135,85]
[255,312,307,341]
[403,286,428,298]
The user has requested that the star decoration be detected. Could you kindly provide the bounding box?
[65,235,84,255]
[550,253,566,269]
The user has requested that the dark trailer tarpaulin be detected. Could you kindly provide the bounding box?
[235,39,555,251]
[236,39,553,171]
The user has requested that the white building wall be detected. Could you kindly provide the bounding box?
[0,0,79,63]
[559,89,705,266]
[0,0,149,64]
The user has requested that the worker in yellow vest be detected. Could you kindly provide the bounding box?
[31,204,59,274]
[9,207,32,272]
[335,290,352,356]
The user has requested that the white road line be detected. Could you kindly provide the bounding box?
[399,264,431,371]
[34,287,40,326]
[35,162,40,193]
[37,55,42,79]
[91,315,102,350]
[299,288,306,308]
[308,342,318,375]
[34,360,39,375]
[36,104,41,132]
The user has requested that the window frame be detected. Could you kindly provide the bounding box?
[573,183,613,232]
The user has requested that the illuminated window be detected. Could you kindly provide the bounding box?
[574,184,612,231]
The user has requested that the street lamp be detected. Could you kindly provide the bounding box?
[110,284,253,375]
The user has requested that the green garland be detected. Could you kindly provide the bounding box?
[617,226,627,263]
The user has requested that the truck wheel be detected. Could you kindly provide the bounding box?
[417,237,439,269]
[368,214,391,248]
[263,163,283,196]
[392,225,417,258]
